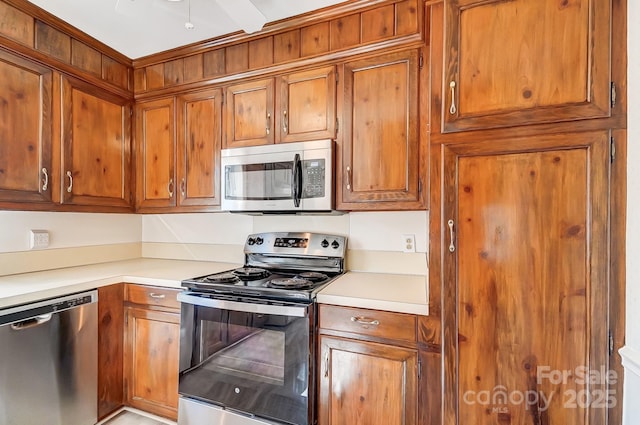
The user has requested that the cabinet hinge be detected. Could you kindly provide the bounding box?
[221,93,225,105]
[335,70,339,84]
[611,137,616,163]
[419,53,424,69]
[609,330,614,355]
[336,118,339,133]
[611,82,617,109]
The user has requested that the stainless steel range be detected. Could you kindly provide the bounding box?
[177,232,346,425]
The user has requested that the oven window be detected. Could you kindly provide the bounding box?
[225,162,293,200]
[180,303,311,425]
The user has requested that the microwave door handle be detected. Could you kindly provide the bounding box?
[293,153,302,207]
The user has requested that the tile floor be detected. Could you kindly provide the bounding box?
[99,408,176,425]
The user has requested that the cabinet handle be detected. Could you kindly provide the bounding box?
[266,113,271,135]
[350,316,380,326]
[283,110,288,134]
[346,166,352,191]
[66,171,73,193]
[323,350,330,378]
[149,293,166,299]
[41,168,49,191]
[168,178,174,198]
[449,81,457,115]
[180,178,186,197]
[448,219,456,252]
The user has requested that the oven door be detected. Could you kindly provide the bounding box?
[177,292,314,425]
[221,139,333,212]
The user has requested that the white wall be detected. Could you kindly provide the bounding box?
[0,211,141,253]
[624,0,640,422]
[142,211,429,253]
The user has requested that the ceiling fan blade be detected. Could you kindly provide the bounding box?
[215,0,266,34]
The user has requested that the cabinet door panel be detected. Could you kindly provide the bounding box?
[339,50,422,210]
[224,79,274,148]
[319,336,418,425]
[277,66,336,143]
[442,132,610,425]
[136,98,176,209]
[177,88,222,207]
[61,77,131,207]
[125,307,180,420]
[444,0,611,131]
[0,50,52,204]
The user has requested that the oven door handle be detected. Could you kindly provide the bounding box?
[177,292,309,317]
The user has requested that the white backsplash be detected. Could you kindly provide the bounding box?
[0,211,141,253]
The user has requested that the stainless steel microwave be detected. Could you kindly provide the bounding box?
[221,139,335,213]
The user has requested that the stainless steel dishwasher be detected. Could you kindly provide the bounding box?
[0,290,98,425]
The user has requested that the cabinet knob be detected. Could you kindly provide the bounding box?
[41,168,49,191]
[66,171,73,193]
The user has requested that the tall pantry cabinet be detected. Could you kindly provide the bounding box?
[426,0,625,424]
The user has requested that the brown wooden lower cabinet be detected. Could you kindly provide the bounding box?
[318,305,419,425]
[123,284,181,420]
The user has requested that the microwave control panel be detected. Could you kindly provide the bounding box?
[302,159,325,198]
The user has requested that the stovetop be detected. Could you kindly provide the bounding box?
[181,232,347,301]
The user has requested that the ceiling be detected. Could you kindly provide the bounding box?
[27,0,348,59]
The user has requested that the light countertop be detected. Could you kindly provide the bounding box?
[0,259,429,315]
[317,272,428,316]
[0,258,240,308]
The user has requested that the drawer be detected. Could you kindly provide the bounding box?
[319,305,416,343]
[125,284,181,310]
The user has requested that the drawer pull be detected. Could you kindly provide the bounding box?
[350,316,380,326]
[149,293,166,299]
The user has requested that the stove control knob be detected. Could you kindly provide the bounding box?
[321,239,329,248]
[256,237,264,245]
[331,240,340,249]
[247,237,256,245]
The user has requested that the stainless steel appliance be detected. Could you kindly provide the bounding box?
[178,232,346,425]
[0,290,98,425]
[221,140,334,214]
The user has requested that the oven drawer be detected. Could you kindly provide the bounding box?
[125,284,181,310]
[319,305,416,343]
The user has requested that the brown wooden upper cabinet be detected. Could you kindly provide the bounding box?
[61,76,132,208]
[224,66,337,148]
[338,49,424,211]
[136,88,223,211]
[443,0,611,132]
[0,50,53,205]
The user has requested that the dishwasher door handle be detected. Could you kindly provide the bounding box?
[10,314,53,331]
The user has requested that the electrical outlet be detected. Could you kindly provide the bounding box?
[30,229,49,249]
[402,234,416,253]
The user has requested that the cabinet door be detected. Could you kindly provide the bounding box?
[443,0,611,132]
[224,78,274,148]
[276,66,336,143]
[135,97,176,209]
[177,88,222,207]
[339,50,423,210]
[318,335,418,425]
[61,77,132,208]
[442,132,610,425]
[124,307,180,420]
[0,50,53,204]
